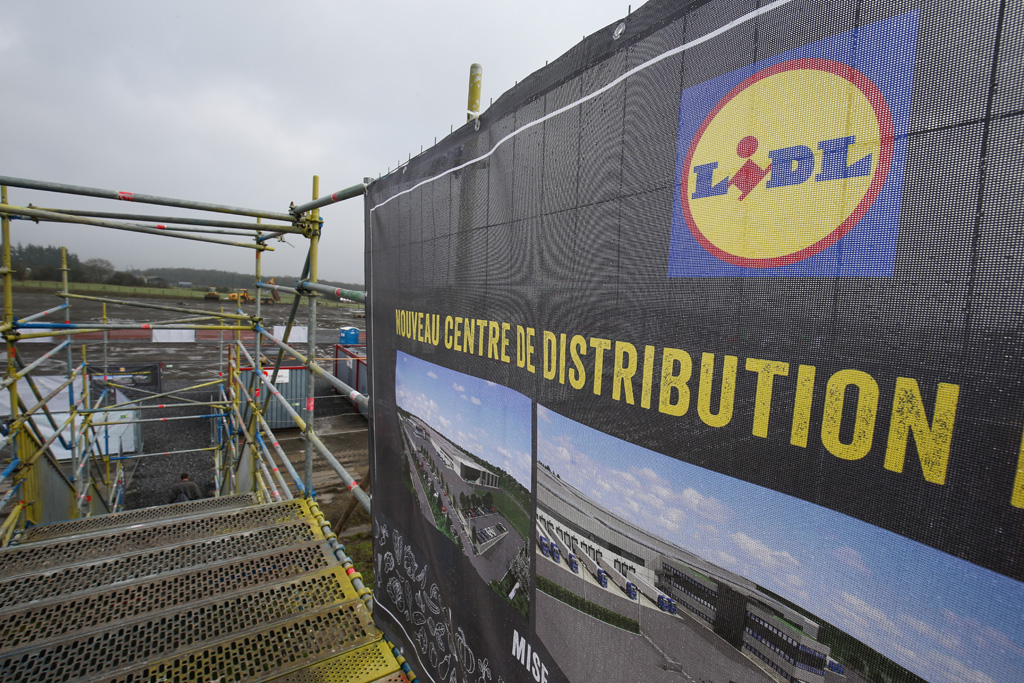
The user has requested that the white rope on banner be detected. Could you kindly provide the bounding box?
[368,0,794,214]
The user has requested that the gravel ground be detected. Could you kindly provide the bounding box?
[119,375,362,511]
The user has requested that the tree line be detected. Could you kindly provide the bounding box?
[2,243,143,285]
[1,243,363,290]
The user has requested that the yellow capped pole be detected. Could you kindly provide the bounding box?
[1,186,28,528]
[467,63,483,121]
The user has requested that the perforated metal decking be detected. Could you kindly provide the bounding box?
[0,497,412,683]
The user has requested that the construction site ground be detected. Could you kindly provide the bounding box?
[5,290,373,568]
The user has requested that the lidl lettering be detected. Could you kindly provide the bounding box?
[692,135,872,200]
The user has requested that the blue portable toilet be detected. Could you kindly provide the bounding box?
[339,327,359,344]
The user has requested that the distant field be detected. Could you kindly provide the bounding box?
[11,280,362,308]
[492,489,530,541]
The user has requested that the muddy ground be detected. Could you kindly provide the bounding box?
[5,290,373,532]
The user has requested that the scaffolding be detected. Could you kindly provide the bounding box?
[0,174,372,535]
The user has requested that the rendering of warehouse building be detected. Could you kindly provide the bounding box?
[431,437,499,488]
[537,462,831,683]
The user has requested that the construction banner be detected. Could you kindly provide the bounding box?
[365,1,1023,682]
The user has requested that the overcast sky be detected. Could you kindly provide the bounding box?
[2,0,633,284]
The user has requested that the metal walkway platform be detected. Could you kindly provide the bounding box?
[0,497,413,683]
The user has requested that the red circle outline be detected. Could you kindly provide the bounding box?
[680,58,894,269]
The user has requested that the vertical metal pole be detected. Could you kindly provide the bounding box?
[102,302,110,459]
[248,220,263,442]
[79,344,89,516]
[218,305,225,375]
[61,248,78,516]
[5,187,31,525]
[232,323,244,491]
[2,185,16,507]
[304,176,319,496]
[467,63,483,121]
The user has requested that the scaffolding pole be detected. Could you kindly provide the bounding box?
[255,326,369,410]
[235,341,370,513]
[0,205,274,251]
[289,182,366,216]
[305,176,320,495]
[298,280,366,304]
[30,206,302,233]
[60,292,253,321]
[0,175,296,222]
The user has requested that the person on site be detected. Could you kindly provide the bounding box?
[169,472,203,503]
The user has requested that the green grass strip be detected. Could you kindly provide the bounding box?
[536,575,639,633]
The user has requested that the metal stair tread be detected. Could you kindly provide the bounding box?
[17,493,262,544]
[97,601,387,683]
[0,499,316,577]
[0,566,369,683]
[0,540,340,647]
[12,493,299,548]
[267,640,411,683]
[0,519,322,598]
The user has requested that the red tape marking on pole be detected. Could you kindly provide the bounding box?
[347,481,358,490]
[306,398,315,412]
[117,191,134,201]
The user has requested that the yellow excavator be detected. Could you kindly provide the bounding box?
[228,289,254,303]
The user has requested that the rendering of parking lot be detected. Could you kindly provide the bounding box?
[395,351,532,617]
[535,406,1024,683]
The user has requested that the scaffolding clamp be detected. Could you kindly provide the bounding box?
[298,216,321,239]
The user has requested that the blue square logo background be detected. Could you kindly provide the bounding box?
[668,12,918,278]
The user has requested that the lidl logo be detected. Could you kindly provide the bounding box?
[669,12,917,277]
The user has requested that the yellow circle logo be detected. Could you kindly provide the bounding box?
[681,58,894,267]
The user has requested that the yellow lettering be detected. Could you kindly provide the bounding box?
[612,342,638,404]
[884,378,960,485]
[476,319,487,355]
[558,333,567,385]
[568,335,587,390]
[500,323,511,363]
[658,348,692,417]
[453,317,463,352]
[516,326,527,368]
[526,327,536,373]
[488,321,499,359]
[464,318,475,354]
[590,338,612,395]
[641,345,655,409]
[821,369,879,460]
[1013,426,1024,509]
[444,316,454,349]
[543,331,557,380]
[790,364,817,448]
[396,310,403,336]
[746,358,790,438]
[697,353,737,428]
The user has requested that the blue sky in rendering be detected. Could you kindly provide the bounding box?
[395,351,531,488]
[537,405,1024,683]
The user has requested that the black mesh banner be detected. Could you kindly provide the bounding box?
[365,1,1023,682]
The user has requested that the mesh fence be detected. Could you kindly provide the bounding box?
[367,1,1023,682]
